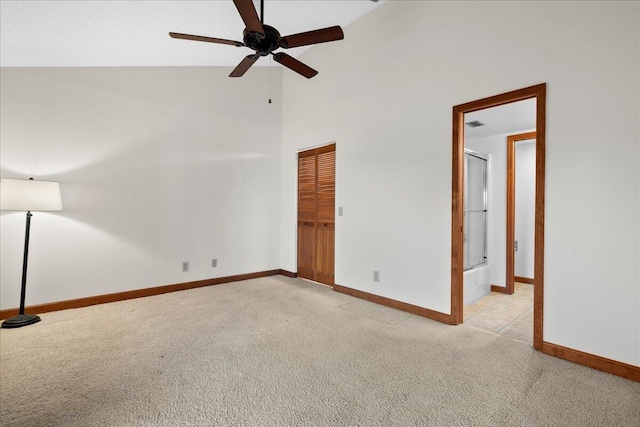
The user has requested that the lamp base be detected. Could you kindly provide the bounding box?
[1,314,41,329]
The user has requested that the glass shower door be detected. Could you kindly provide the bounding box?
[464,151,487,270]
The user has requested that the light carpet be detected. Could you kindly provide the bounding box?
[1,276,638,426]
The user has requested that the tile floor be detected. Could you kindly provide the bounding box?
[463,282,533,345]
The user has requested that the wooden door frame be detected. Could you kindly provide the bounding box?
[451,83,546,350]
[498,131,537,294]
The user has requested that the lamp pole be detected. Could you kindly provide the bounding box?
[18,211,33,316]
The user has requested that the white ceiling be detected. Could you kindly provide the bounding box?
[0,0,385,67]
[464,98,536,139]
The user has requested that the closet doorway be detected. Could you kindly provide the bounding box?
[297,143,336,285]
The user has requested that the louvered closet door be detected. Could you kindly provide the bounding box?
[297,144,335,285]
[297,153,316,281]
[316,147,335,285]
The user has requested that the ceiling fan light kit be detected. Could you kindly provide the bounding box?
[169,0,344,79]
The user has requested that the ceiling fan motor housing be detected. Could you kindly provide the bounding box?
[243,25,281,56]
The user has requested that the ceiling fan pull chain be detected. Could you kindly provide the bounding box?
[268,55,272,104]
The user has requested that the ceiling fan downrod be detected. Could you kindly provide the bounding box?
[260,0,264,24]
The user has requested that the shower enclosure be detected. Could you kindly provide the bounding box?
[464,150,488,271]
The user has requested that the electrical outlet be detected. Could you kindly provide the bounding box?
[373,271,380,282]
[212,258,217,268]
[182,261,189,272]
[338,207,343,216]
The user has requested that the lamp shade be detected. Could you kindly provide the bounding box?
[0,179,63,211]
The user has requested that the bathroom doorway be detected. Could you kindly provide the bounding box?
[450,84,546,349]
[461,102,536,345]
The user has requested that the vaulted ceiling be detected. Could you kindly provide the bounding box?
[0,0,385,67]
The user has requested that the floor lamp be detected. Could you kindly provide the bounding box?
[1,178,63,328]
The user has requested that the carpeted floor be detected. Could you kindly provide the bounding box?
[1,276,639,426]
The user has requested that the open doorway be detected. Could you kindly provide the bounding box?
[450,84,546,350]
[462,107,536,344]
[508,132,537,292]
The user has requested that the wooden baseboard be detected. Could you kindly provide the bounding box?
[490,285,511,294]
[333,283,455,325]
[278,269,298,278]
[7,270,636,383]
[0,269,290,320]
[542,342,639,382]
[514,276,534,285]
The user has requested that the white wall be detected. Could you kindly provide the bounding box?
[0,67,283,309]
[515,140,536,279]
[281,1,640,365]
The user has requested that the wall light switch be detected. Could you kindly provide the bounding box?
[338,207,343,216]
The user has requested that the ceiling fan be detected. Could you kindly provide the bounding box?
[169,0,344,79]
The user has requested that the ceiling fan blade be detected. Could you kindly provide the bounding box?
[229,54,260,77]
[233,0,265,38]
[273,53,318,79]
[280,26,344,49]
[169,32,244,47]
